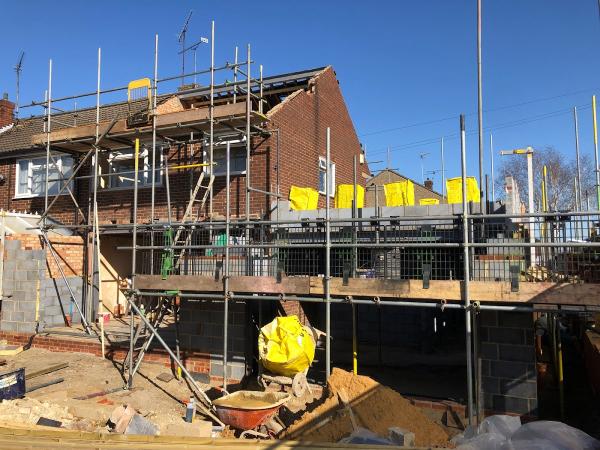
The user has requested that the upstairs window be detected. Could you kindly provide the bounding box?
[108,147,163,189]
[318,156,335,196]
[205,140,247,176]
[15,154,73,198]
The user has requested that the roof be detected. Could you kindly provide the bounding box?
[367,168,443,197]
[0,66,328,157]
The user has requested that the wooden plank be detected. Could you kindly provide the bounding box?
[310,278,600,306]
[31,119,130,146]
[135,275,310,295]
[154,103,246,127]
[25,363,68,381]
[136,275,600,306]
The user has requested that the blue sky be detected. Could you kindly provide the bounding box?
[0,1,599,191]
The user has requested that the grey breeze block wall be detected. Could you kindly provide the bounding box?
[1,239,84,333]
[479,310,537,416]
[178,299,246,380]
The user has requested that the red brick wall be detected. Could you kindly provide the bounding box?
[0,330,211,376]
[6,234,84,277]
[0,98,15,128]
[0,67,364,224]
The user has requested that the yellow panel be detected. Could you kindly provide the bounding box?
[446,176,480,204]
[419,198,440,205]
[289,186,319,211]
[383,180,415,206]
[127,78,151,102]
[334,184,364,209]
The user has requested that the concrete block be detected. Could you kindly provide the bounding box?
[498,344,535,363]
[388,427,415,447]
[16,321,36,333]
[488,327,525,345]
[479,311,498,327]
[3,260,16,274]
[22,311,36,322]
[490,361,534,379]
[5,240,21,251]
[15,251,29,261]
[10,311,24,323]
[32,249,46,260]
[17,280,37,292]
[499,379,537,399]
[16,259,39,271]
[0,321,18,332]
[492,395,531,415]
[481,343,498,360]
[482,376,500,395]
[498,311,533,329]
[43,306,63,317]
[2,279,15,294]
[1,300,15,313]
[19,301,37,312]
[14,271,27,281]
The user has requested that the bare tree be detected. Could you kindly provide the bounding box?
[496,146,595,211]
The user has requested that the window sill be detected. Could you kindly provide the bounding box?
[213,171,246,177]
[13,193,68,200]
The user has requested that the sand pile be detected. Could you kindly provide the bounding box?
[284,368,450,447]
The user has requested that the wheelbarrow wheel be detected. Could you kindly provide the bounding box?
[292,372,307,397]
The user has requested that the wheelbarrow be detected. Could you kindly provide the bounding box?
[212,390,290,438]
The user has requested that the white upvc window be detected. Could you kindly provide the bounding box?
[107,147,163,189]
[204,139,247,176]
[318,156,335,196]
[15,154,74,198]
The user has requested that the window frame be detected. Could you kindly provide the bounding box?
[204,139,247,177]
[318,156,335,196]
[107,146,164,190]
[14,153,74,199]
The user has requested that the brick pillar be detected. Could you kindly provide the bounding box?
[479,310,538,417]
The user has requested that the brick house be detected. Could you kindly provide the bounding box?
[0,67,369,376]
[0,66,367,224]
[364,168,444,206]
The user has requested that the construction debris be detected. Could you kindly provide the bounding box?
[283,368,450,447]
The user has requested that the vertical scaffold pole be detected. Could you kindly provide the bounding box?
[151,34,159,273]
[245,44,251,223]
[128,138,140,388]
[44,59,52,231]
[93,48,102,343]
[209,21,215,219]
[460,114,475,426]
[477,0,484,212]
[325,127,332,379]
[573,107,582,212]
[233,47,238,104]
[223,141,231,391]
[592,96,600,210]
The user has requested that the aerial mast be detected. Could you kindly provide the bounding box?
[178,10,193,87]
[14,51,25,119]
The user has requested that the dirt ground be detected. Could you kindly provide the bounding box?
[0,347,212,436]
[282,368,451,447]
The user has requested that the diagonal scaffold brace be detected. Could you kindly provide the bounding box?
[125,291,223,426]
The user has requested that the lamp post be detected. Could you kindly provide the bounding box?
[500,147,536,266]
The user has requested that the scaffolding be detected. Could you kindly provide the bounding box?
[21,21,600,428]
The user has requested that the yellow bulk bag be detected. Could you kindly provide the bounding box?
[258,315,316,377]
[446,177,480,204]
[335,184,364,209]
[419,198,440,205]
[289,186,319,211]
[384,180,415,206]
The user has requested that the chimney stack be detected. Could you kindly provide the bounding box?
[0,93,15,128]
[424,178,434,191]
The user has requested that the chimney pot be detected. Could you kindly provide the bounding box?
[2,93,7,100]
[424,178,434,190]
